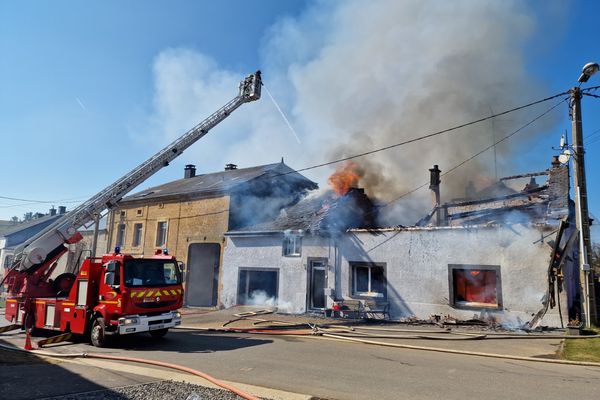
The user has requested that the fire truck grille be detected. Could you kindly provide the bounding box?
[134,300,178,309]
[149,318,173,325]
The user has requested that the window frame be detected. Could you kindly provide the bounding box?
[115,223,126,247]
[448,264,503,310]
[3,254,14,269]
[349,262,387,299]
[155,220,168,247]
[236,267,280,305]
[282,234,302,257]
[132,223,143,247]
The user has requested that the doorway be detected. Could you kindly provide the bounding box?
[185,243,220,307]
[308,259,327,310]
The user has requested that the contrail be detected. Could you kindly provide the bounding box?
[75,97,87,111]
[263,84,302,144]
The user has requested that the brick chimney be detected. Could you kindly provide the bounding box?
[184,164,196,179]
[49,207,57,216]
[58,206,66,215]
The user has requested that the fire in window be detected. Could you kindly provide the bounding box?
[282,231,302,257]
[449,264,502,309]
[351,262,386,298]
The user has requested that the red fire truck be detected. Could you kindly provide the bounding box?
[3,71,261,347]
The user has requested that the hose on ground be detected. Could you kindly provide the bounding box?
[317,331,600,368]
[0,344,260,400]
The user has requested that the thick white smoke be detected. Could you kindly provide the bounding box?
[142,0,560,225]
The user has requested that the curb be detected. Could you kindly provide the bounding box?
[57,356,315,400]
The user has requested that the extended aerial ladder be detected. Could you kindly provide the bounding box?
[6,71,261,284]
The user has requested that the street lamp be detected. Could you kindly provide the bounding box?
[578,62,599,83]
[571,61,598,327]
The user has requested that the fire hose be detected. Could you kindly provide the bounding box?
[0,343,260,400]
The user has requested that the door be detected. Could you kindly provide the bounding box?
[308,259,327,310]
[186,243,221,307]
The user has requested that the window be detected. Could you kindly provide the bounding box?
[283,234,302,257]
[119,210,126,218]
[132,223,143,247]
[3,255,13,269]
[156,221,168,247]
[351,262,386,298]
[448,264,502,309]
[237,268,279,305]
[136,209,143,216]
[124,259,181,287]
[116,223,126,247]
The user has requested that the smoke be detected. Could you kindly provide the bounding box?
[142,0,561,225]
[247,290,293,313]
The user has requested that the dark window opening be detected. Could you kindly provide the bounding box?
[449,264,502,309]
[237,269,279,305]
[351,262,386,298]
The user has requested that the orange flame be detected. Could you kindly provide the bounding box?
[328,161,361,196]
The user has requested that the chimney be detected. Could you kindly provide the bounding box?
[58,206,66,215]
[429,165,443,225]
[225,163,238,171]
[49,207,57,216]
[184,164,196,179]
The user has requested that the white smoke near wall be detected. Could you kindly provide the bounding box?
[247,290,293,313]
[141,0,561,225]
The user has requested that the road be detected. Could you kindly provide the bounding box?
[10,328,597,400]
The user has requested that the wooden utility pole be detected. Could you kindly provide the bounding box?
[570,86,597,326]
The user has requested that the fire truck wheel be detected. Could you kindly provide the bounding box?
[149,328,169,339]
[90,317,107,347]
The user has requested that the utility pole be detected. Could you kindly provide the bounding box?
[570,86,597,327]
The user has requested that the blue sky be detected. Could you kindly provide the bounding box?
[0,1,599,238]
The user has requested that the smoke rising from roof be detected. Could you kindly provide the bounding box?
[142,0,561,225]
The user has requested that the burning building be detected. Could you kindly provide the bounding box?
[220,157,576,328]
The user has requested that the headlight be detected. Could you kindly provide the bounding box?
[119,317,140,325]
[173,311,181,319]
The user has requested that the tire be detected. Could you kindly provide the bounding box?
[149,328,169,339]
[90,317,108,347]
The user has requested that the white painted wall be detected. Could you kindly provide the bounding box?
[221,224,567,327]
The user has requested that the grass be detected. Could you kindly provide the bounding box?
[560,327,600,362]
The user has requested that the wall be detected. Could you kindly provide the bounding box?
[342,224,565,327]
[222,223,567,327]
[108,195,231,266]
[221,235,336,313]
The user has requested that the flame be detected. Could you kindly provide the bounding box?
[328,161,361,196]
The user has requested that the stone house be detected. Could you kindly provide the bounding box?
[221,158,578,328]
[107,161,317,307]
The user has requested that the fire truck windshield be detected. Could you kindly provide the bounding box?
[124,259,182,287]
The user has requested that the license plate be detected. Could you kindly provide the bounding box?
[149,324,164,330]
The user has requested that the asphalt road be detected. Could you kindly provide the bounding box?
[19,328,599,400]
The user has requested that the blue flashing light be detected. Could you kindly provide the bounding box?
[163,248,169,255]
[114,246,121,254]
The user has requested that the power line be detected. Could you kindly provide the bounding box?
[291,90,570,175]
[0,89,571,210]
[376,97,569,209]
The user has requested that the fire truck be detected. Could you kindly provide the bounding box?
[3,71,262,347]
